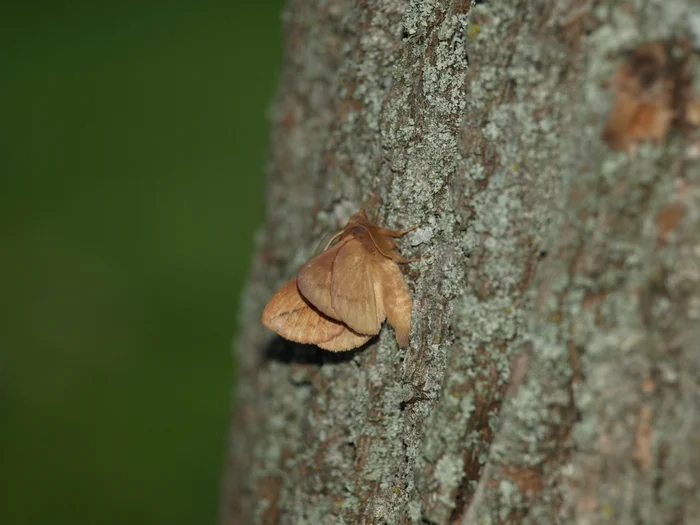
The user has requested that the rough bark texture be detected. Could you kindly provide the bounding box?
[222,1,700,524]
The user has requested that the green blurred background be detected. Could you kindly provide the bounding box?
[1,2,283,524]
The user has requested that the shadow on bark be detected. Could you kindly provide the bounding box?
[263,336,369,366]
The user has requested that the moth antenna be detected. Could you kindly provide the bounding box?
[313,231,342,254]
[323,230,345,251]
[363,224,422,263]
[373,242,394,259]
[374,209,381,223]
[346,222,395,259]
[312,234,329,255]
[352,224,391,257]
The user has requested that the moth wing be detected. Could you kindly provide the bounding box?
[603,91,639,150]
[373,259,412,347]
[629,101,673,142]
[330,238,384,335]
[296,239,348,320]
[317,327,373,352]
[262,278,345,345]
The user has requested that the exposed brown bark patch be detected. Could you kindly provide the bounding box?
[655,202,686,244]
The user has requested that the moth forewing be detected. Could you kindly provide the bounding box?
[262,278,344,344]
[296,237,351,320]
[329,238,384,335]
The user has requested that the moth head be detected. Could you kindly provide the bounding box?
[342,210,395,259]
[347,209,371,227]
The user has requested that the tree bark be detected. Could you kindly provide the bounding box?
[222,1,700,524]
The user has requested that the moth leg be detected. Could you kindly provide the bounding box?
[391,251,429,264]
[379,223,419,238]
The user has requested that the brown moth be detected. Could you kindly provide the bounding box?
[262,209,417,351]
[602,39,699,153]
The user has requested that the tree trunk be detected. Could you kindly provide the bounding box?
[221,1,700,524]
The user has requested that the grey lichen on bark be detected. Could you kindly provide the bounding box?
[222,0,700,524]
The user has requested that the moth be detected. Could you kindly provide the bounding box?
[262,209,417,351]
[602,39,699,153]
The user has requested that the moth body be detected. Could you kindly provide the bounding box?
[262,210,417,351]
